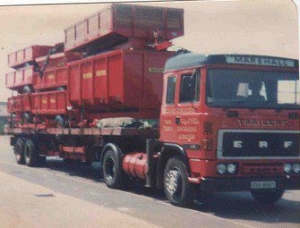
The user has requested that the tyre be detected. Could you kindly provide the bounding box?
[14,138,25,165]
[164,156,195,207]
[251,189,284,204]
[103,149,123,189]
[24,139,38,167]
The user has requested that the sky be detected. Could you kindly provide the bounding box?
[0,0,298,102]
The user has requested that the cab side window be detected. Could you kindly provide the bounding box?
[179,70,200,103]
[166,76,176,104]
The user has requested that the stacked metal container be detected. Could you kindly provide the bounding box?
[6,44,82,126]
[6,3,184,127]
[6,45,53,125]
[65,4,183,123]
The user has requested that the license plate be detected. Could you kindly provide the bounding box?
[251,181,276,189]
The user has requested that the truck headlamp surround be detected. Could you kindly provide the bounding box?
[284,163,292,173]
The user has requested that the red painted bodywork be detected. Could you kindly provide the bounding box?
[33,67,68,90]
[64,4,184,52]
[68,49,173,118]
[8,45,53,69]
[31,90,67,115]
[7,93,31,113]
[5,66,34,90]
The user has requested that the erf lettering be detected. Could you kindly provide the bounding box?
[284,141,293,148]
[259,141,268,148]
[233,141,243,148]
[233,140,293,149]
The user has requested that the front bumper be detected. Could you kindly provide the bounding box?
[198,176,300,192]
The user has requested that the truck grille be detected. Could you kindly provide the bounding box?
[218,130,300,159]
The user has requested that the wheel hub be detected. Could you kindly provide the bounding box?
[105,158,116,180]
[166,170,181,195]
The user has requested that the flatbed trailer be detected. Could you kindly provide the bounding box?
[5,126,157,137]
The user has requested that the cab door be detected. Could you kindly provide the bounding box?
[160,69,201,145]
[160,73,178,142]
[176,69,201,148]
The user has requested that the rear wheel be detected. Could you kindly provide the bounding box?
[164,156,195,207]
[103,150,122,188]
[24,139,38,167]
[14,138,25,164]
[251,189,284,204]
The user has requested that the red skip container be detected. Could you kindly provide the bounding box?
[7,93,31,113]
[5,66,34,91]
[33,67,68,90]
[68,49,173,115]
[64,3,184,52]
[8,45,53,69]
[32,90,67,115]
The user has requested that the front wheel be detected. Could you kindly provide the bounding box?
[164,156,195,207]
[251,189,284,204]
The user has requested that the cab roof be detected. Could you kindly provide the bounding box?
[164,53,299,72]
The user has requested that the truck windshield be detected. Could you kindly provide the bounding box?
[207,68,300,109]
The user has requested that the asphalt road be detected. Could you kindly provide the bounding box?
[0,135,299,228]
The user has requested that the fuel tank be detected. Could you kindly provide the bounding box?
[122,152,148,180]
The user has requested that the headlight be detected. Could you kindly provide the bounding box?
[227,163,237,174]
[292,163,300,173]
[284,163,292,173]
[217,163,226,175]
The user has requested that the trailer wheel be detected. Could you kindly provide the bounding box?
[14,138,25,165]
[164,156,194,207]
[24,139,38,167]
[251,189,284,204]
[103,149,122,189]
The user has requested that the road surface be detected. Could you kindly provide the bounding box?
[0,135,299,228]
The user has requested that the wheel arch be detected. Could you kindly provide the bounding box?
[156,143,190,189]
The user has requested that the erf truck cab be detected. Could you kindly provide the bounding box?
[160,54,300,206]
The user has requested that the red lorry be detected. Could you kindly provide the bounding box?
[4,4,300,207]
